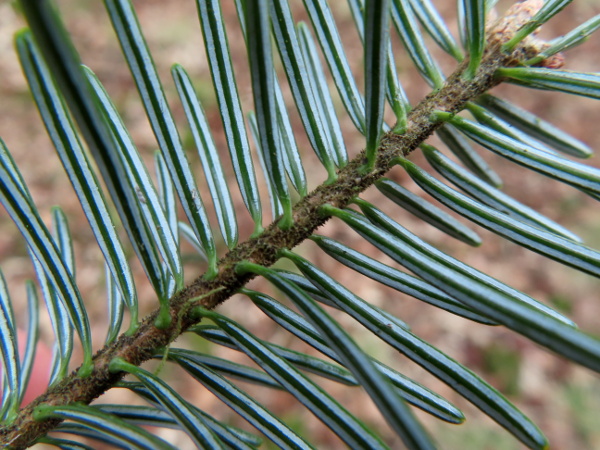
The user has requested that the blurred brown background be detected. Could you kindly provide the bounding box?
[0,0,599,448]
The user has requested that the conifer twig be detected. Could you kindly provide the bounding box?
[0,5,553,448]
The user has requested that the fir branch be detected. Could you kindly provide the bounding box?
[0,11,544,449]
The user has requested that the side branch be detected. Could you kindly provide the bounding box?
[0,26,529,450]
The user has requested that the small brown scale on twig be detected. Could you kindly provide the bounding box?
[488,0,565,68]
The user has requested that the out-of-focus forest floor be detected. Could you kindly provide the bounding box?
[1,1,599,448]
